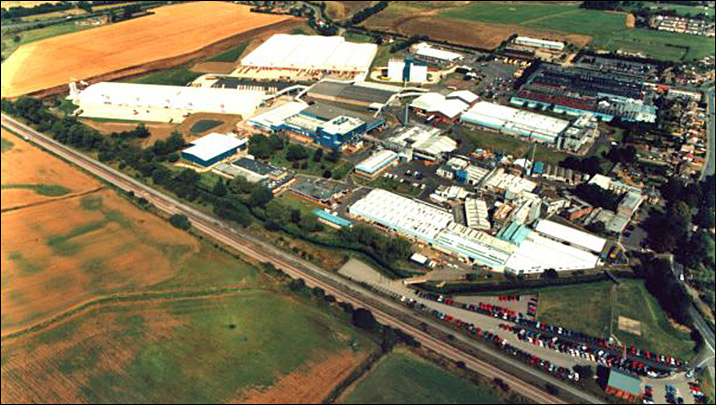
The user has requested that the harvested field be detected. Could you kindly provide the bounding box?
[1,189,198,334]
[234,350,369,404]
[1,292,376,403]
[1,2,297,98]
[1,129,102,210]
[80,119,179,148]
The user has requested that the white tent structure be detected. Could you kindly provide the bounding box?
[74,82,265,122]
[240,34,377,73]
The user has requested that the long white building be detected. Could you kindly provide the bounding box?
[461,101,570,144]
[240,34,377,73]
[73,82,265,123]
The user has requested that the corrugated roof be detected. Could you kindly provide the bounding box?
[607,370,642,396]
[182,133,246,162]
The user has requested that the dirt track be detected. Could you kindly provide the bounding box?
[1,2,299,98]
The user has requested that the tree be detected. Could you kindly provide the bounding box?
[286,144,308,161]
[352,308,377,331]
[541,268,559,279]
[325,148,341,163]
[13,35,21,43]
[694,207,715,230]
[322,170,333,179]
[77,1,92,13]
[313,147,324,162]
[585,221,606,234]
[290,209,302,224]
[212,178,227,197]
[168,214,191,230]
[249,186,273,207]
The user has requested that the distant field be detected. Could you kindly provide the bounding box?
[340,350,504,404]
[365,1,714,60]
[0,1,61,8]
[537,280,696,360]
[1,21,95,61]
[1,291,375,403]
[1,2,296,97]
[324,1,375,20]
[622,2,715,18]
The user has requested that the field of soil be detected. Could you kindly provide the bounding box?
[323,1,375,20]
[1,129,102,210]
[1,2,296,98]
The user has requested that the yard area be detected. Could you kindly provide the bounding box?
[340,349,504,404]
[536,280,697,361]
[457,126,569,166]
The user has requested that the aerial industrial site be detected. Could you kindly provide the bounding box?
[1,1,714,404]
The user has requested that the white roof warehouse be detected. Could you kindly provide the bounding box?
[240,34,377,73]
[74,82,265,123]
[181,133,247,167]
[461,101,570,144]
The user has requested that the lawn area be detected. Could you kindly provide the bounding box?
[612,280,696,360]
[353,174,422,197]
[189,119,223,134]
[126,65,203,86]
[1,183,72,197]
[205,41,249,63]
[458,126,569,166]
[536,280,697,360]
[1,22,96,60]
[439,2,715,61]
[274,192,323,216]
[341,350,504,404]
[268,148,354,180]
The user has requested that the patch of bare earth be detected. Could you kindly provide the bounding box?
[232,350,369,404]
[80,120,179,147]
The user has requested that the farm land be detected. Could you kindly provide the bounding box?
[363,1,714,60]
[0,127,380,403]
[323,1,376,20]
[0,2,298,98]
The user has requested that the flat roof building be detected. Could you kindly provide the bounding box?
[411,92,470,121]
[75,82,265,123]
[240,34,377,73]
[349,189,453,244]
[434,222,516,267]
[514,36,565,51]
[388,58,429,84]
[354,150,399,179]
[412,42,463,63]
[534,219,607,254]
[248,101,308,132]
[461,101,571,144]
[181,133,247,167]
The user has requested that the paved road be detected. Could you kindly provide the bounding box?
[701,88,715,180]
[2,113,603,404]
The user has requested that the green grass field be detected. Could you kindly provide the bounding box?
[189,119,223,134]
[205,41,249,63]
[341,350,504,404]
[1,22,95,60]
[440,2,715,61]
[2,183,72,197]
[457,126,569,166]
[268,149,354,180]
[126,65,203,86]
[537,280,696,360]
[1,137,15,153]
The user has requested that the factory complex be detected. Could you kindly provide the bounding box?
[348,188,607,274]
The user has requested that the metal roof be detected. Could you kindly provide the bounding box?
[182,133,246,162]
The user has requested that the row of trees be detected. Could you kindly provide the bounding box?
[572,183,622,211]
[349,1,389,26]
[1,2,74,20]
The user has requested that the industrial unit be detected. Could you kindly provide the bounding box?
[461,101,571,144]
[384,125,457,162]
[411,42,463,64]
[240,34,378,74]
[387,58,429,83]
[411,90,477,122]
[181,133,247,167]
[513,36,565,51]
[354,150,400,179]
[512,64,657,123]
[72,82,265,123]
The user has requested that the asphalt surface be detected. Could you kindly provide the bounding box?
[2,113,598,404]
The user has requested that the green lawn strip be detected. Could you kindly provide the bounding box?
[353,175,422,197]
[1,22,96,60]
[126,65,203,86]
[341,350,504,404]
[460,127,568,166]
[1,137,14,153]
[2,183,72,197]
[189,119,224,134]
[205,41,248,63]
